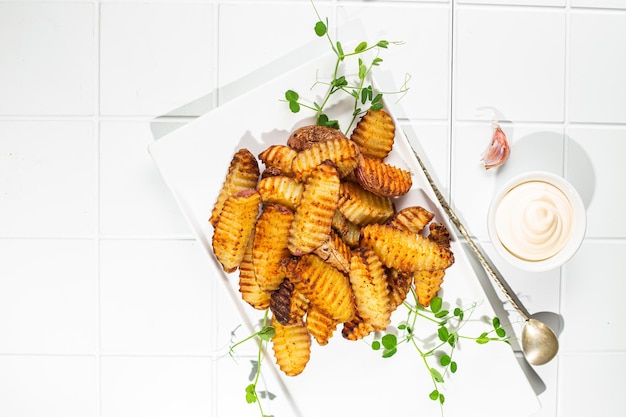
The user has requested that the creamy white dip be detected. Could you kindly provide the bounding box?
[494,180,574,262]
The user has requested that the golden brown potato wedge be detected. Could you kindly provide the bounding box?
[341,315,374,341]
[349,109,395,160]
[413,269,446,308]
[210,148,260,228]
[211,189,261,273]
[354,154,412,198]
[288,254,356,323]
[291,137,360,180]
[305,305,338,346]
[388,206,435,234]
[256,175,303,211]
[360,223,454,273]
[387,268,413,310]
[271,316,311,377]
[253,203,294,292]
[331,210,361,248]
[238,230,271,310]
[258,144,297,176]
[349,248,392,331]
[287,161,340,256]
[337,181,395,225]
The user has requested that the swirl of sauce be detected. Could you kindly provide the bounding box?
[494,180,573,262]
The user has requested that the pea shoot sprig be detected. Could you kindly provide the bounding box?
[284,3,408,135]
[371,291,510,416]
[227,309,275,417]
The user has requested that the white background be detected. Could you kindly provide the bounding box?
[1,1,625,417]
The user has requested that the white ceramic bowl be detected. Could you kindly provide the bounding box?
[487,171,586,272]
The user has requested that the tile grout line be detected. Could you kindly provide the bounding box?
[94,2,103,417]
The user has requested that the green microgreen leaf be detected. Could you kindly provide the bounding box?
[430,368,444,383]
[371,340,381,351]
[381,334,397,350]
[440,354,451,367]
[429,389,440,401]
[382,347,397,358]
[314,21,327,37]
[450,361,458,373]
[245,384,258,404]
[285,90,299,102]
[492,317,501,329]
[377,40,390,48]
[258,326,275,341]
[476,332,490,344]
[430,297,443,314]
[354,41,367,53]
[437,326,449,343]
[336,41,344,59]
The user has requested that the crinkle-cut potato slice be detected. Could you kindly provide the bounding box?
[270,278,309,326]
[253,203,294,292]
[337,181,395,225]
[349,248,392,331]
[212,189,261,273]
[331,210,361,248]
[387,268,413,310]
[388,206,435,234]
[256,175,303,211]
[354,154,412,198]
[287,124,348,151]
[291,137,360,180]
[287,161,340,256]
[360,223,454,273]
[349,109,395,160]
[287,254,356,323]
[341,315,374,341]
[305,304,338,346]
[314,230,352,275]
[258,144,297,176]
[427,222,451,249]
[238,230,270,310]
[413,222,452,307]
[210,148,260,228]
[414,269,446,308]
[271,316,311,377]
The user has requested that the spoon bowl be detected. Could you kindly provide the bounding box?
[521,318,559,366]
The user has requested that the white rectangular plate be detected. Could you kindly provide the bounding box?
[149,49,540,417]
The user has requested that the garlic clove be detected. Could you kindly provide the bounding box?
[480,123,510,170]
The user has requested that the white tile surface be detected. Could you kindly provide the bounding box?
[218,3,331,88]
[0,239,98,354]
[337,3,451,120]
[99,239,214,355]
[566,126,626,238]
[0,121,96,237]
[99,121,192,237]
[100,356,212,417]
[558,353,626,417]
[561,241,626,352]
[100,2,214,116]
[0,2,95,116]
[0,355,98,417]
[455,7,566,122]
[1,1,625,417]
[569,11,626,123]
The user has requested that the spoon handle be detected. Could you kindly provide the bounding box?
[408,144,530,321]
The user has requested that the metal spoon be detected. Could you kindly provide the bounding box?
[408,144,559,366]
